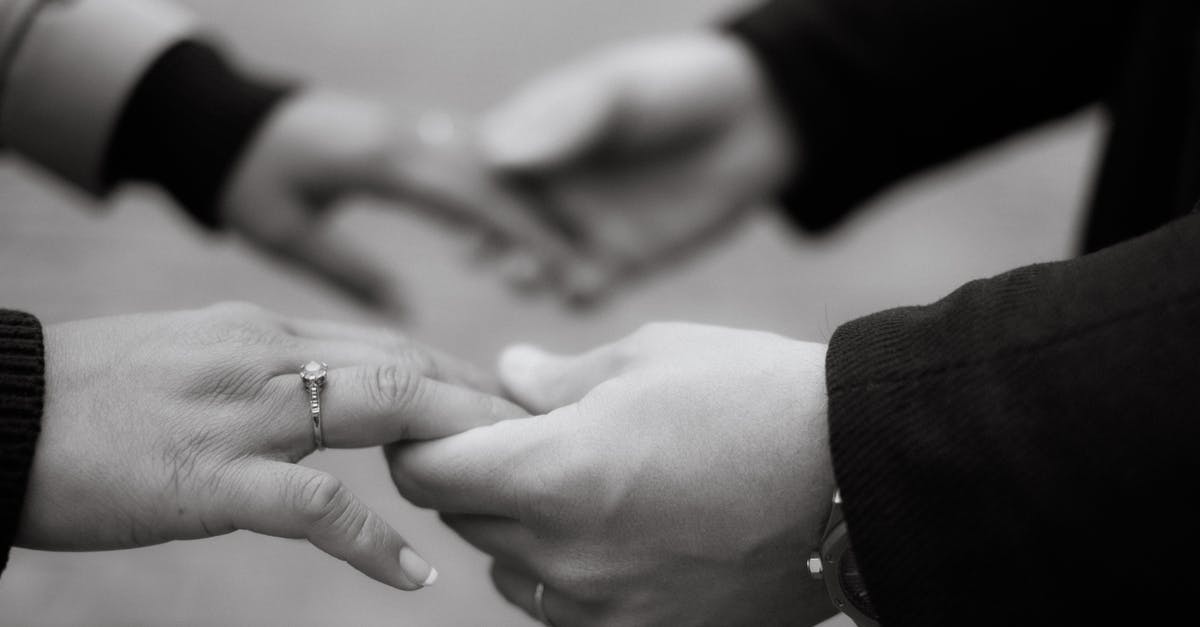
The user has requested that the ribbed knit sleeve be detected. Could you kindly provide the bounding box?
[725,0,1132,232]
[0,310,44,574]
[825,211,1200,625]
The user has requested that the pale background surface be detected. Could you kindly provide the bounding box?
[0,0,1100,625]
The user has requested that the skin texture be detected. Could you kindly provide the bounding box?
[218,90,585,311]
[390,322,837,625]
[20,302,525,590]
[479,32,797,302]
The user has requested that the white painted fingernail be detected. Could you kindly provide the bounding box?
[399,546,436,588]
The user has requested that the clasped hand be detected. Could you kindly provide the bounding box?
[228,32,793,309]
[27,308,835,626]
[390,322,836,626]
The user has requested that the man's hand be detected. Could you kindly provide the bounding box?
[480,32,797,303]
[23,302,526,590]
[219,90,583,310]
[389,322,836,625]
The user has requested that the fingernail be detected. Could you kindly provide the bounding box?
[399,546,438,588]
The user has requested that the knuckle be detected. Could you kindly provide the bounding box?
[369,363,425,413]
[295,472,348,525]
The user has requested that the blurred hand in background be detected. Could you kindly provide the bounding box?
[219,89,591,311]
[479,32,797,304]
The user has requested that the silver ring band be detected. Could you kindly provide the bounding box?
[300,361,328,450]
[533,581,554,626]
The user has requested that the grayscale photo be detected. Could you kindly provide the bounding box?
[0,0,1194,625]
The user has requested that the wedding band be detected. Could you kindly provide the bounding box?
[533,581,554,626]
[300,361,328,450]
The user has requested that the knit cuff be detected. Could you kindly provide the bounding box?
[102,39,295,229]
[0,310,44,574]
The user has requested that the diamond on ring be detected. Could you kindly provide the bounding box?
[300,361,328,450]
[301,360,327,385]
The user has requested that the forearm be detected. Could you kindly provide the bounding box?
[0,0,293,228]
[725,0,1135,231]
[0,310,44,575]
[827,211,1200,625]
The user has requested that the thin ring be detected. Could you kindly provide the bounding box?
[533,581,555,626]
[300,361,328,450]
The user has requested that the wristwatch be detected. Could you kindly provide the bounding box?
[808,490,880,626]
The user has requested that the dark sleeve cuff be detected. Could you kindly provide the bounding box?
[0,310,45,574]
[101,39,296,229]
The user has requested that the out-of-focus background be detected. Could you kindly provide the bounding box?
[0,0,1101,625]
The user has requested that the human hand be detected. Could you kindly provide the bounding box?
[480,32,797,303]
[219,89,583,310]
[20,302,525,590]
[390,322,836,625]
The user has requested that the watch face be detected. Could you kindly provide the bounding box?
[839,549,880,620]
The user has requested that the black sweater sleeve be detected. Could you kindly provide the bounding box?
[0,310,44,574]
[826,210,1200,625]
[101,39,294,229]
[726,0,1135,231]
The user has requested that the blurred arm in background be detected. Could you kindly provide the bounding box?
[481,0,1135,299]
[0,0,582,310]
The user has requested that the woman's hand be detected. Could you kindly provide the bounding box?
[390,322,836,624]
[219,90,583,310]
[480,32,798,303]
[19,302,524,590]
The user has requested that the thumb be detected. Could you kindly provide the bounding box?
[481,64,621,171]
[498,342,627,413]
